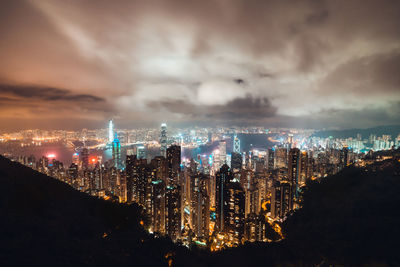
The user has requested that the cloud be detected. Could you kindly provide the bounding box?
[0,0,400,129]
[147,94,277,124]
[321,50,400,96]
[0,83,105,102]
[0,83,113,128]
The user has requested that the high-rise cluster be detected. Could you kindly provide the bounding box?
[11,124,388,250]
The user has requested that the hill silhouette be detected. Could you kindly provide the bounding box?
[0,155,195,267]
[1,153,400,266]
[312,124,400,139]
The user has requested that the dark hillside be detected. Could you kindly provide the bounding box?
[0,155,184,267]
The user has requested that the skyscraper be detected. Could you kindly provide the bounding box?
[108,119,114,143]
[165,185,181,242]
[151,180,165,234]
[215,164,232,232]
[299,151,308,185]
[288,148,300,198]
[224,181,245,245]
[160,123,167,157]
[340,146,349,169]
[267,148,275,170]
[112,133,122,169]
[167,145,181,186]
[67,163,79,189]
[190,173,210,240]
[275,148,287,169]
[231,152,243,171]
[219,140,227,165]
[271,181,293,218]
[81,148,89,171]
[233,135,241,154]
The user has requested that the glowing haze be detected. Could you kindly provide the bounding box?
[0,0,399,130]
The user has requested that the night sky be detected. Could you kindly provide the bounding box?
[0,0,399,130]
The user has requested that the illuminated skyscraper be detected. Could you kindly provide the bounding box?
[231,152,242,171]
[339,146,349,169]
[108,119,114,143]
[67,163,79,189]
[167,145,181,186]
[299,151,308,185]
[275,148,287,169]
[112,133,122,169]
[215,164,232,232]
[271,181,293,218]
[288,148,300,198]
[224,181,245,244]
[233,135,241,153]
[165,185,181,242]
[160,123,167,157]
[267,148,275,170]
[190,173,210,240]
[151,180,165,234]
[219,140,227,165]
[81,148,89,171]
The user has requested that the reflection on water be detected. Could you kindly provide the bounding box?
[0,141,115,165]
[0,134,273,165]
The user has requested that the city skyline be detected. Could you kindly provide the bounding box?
[1,0,400,131]
[4,118,399,250]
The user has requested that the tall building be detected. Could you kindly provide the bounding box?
[245,184,260,217]
[150,156,168,184]
[245,214,268,242]
[271,181,293,218]
[231,152,242,171]
[339,146,349,169]
[190,173,210,240]
[67,163,79,189]
[81,148,89,171]
[160,123,167,157]
[151,180,165,234]
[108,119,114,143]
[125,155,136,203]
[299,151,308,185]
[267,148,275,170]
[165,185,181,242]
[275,148,287,169]
[288,148,300,198]
[215,164,232,232]
[167,145,181,186]
[112,133,122,169]
[233,135,241,154]
[219,140,227,165]
[224,181,245,245]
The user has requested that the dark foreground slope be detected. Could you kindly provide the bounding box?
[211,155,400,266]
[1,154,400,266]
[0,156,199,267]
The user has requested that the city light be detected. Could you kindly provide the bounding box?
[2,122,400,252]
